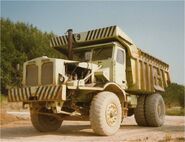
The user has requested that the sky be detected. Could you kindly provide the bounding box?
[1,1,184,85]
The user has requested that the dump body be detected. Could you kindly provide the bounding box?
[127,49,170,93]
[50,26,170,94]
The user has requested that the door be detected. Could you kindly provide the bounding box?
[115,48,127,88]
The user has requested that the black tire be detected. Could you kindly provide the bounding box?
[127,108,135,116]
[134,95,148,126]
[30,107,62,132]
[90,91,122,136]
[145,93,165,127]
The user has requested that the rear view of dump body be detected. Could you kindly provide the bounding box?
[50,26,170,94]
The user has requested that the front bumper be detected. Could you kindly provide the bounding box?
[8,85,66,102]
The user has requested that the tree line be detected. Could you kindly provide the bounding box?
[1,18,63,94]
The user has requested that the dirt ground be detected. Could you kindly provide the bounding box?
[0,112,184,142]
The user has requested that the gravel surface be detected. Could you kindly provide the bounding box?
[1,114,184,142]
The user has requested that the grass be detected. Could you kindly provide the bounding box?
[166,107,185,116]
[0,94,7,103]
[0,95,23,111]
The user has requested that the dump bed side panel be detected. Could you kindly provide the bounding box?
[127,50,170,94]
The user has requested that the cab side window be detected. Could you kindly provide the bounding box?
[116,49,124,64]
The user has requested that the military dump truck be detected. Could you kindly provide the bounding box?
[8,26,170,136]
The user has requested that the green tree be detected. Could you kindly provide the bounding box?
[0,18,64,94]
[163,83,185,108]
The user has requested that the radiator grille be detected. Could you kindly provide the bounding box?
[26,64,38,86]
[41,62,53,85]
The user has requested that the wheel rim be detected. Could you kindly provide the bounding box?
[106,103,118,126]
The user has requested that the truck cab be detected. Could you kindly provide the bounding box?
[74,42,127,89]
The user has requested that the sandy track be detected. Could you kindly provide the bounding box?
[1,115,184,142]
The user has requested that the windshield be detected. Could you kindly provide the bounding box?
[74,46,113,61]
[74,50,90,61]
[92,47,112,61]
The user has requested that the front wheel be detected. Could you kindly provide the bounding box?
[90,91,122,136]
[30,107,62,132]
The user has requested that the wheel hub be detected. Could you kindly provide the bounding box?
[106,103,118,126]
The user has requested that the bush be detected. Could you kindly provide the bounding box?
[163,83,185,108]
[1,18,64,95]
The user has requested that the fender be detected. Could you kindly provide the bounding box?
[103,82,128,118]
[103,82,127,103]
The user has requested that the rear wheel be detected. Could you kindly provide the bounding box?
[90,91,122,136]
[134,95,147,126]
[134,94,165,127]
[30,107,62,132]
[127,108,135,116]
[145,93,165,127]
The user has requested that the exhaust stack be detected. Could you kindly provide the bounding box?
[67,29,73,60]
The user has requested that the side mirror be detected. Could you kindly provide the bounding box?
[16,64,20,71]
